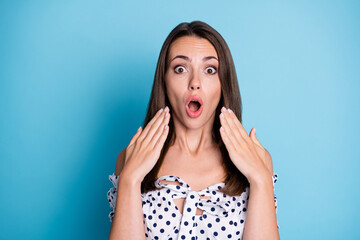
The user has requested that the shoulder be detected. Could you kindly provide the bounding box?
[114,147,127,176]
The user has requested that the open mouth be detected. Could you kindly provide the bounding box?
[185,95,203,118]
[188,100,201,112]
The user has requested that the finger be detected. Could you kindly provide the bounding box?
[138,108,164,142]
[220,109,243,146]
[222,107,249,141]
[250,127,263,149]
[153,123,170,153]
[150,112,171,149]
[129,126,143,147]
[143,107,169,144]
[219,126,236,153]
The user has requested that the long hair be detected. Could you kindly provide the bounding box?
[141,20,249,196]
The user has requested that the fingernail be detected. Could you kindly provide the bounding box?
[137,126,142,132]
[221,113,225,119]
[221,106,227,112]
[220,126,224,132]
[165,111,169,117]
[228,108,233,114]
[164,106,169,112]
[158,108,164,114]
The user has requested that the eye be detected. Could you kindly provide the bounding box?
[174,65,187,74]
[205,66,217,74]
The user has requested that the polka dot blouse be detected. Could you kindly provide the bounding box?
[107,173,278,239]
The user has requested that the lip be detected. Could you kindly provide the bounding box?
[185,95,203,118]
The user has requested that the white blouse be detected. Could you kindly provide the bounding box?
[107,173,278,240]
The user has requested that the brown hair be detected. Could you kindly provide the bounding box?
[141,20,249,196]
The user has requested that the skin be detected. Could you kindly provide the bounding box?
[164,36,222,155]
[158,36,226,190]
[108,36,279,240]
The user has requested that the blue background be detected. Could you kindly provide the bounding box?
[1,0,359,239]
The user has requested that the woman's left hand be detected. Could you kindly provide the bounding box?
[219,106,273,184]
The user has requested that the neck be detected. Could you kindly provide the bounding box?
[171,112,216,156]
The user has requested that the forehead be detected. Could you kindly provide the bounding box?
[167,36,218,60]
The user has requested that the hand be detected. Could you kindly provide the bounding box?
[122,106,171,184]
[219,107,272,184]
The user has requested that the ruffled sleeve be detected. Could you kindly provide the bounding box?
[272,173,279,228]
[107,173,119,222]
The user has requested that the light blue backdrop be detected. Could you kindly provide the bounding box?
[1,0,359,239]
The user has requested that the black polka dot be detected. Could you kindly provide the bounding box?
[117,174,253,239]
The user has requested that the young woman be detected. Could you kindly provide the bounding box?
[107,21,279,240]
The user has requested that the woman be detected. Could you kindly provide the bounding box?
[107,21,279,240]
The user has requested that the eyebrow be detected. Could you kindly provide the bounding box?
[169,55,218,63]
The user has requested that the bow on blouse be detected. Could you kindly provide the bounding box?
[155,175,232,217]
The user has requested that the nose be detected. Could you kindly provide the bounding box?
[188,72,201,91]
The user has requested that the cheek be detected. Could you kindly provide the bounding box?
[210,79,222,101]
[165,80,183,107]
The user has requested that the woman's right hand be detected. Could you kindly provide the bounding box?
[121,106,171,184]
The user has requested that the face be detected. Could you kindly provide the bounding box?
[165,36,222,129]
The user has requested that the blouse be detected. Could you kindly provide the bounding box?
[107,173,278,240]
